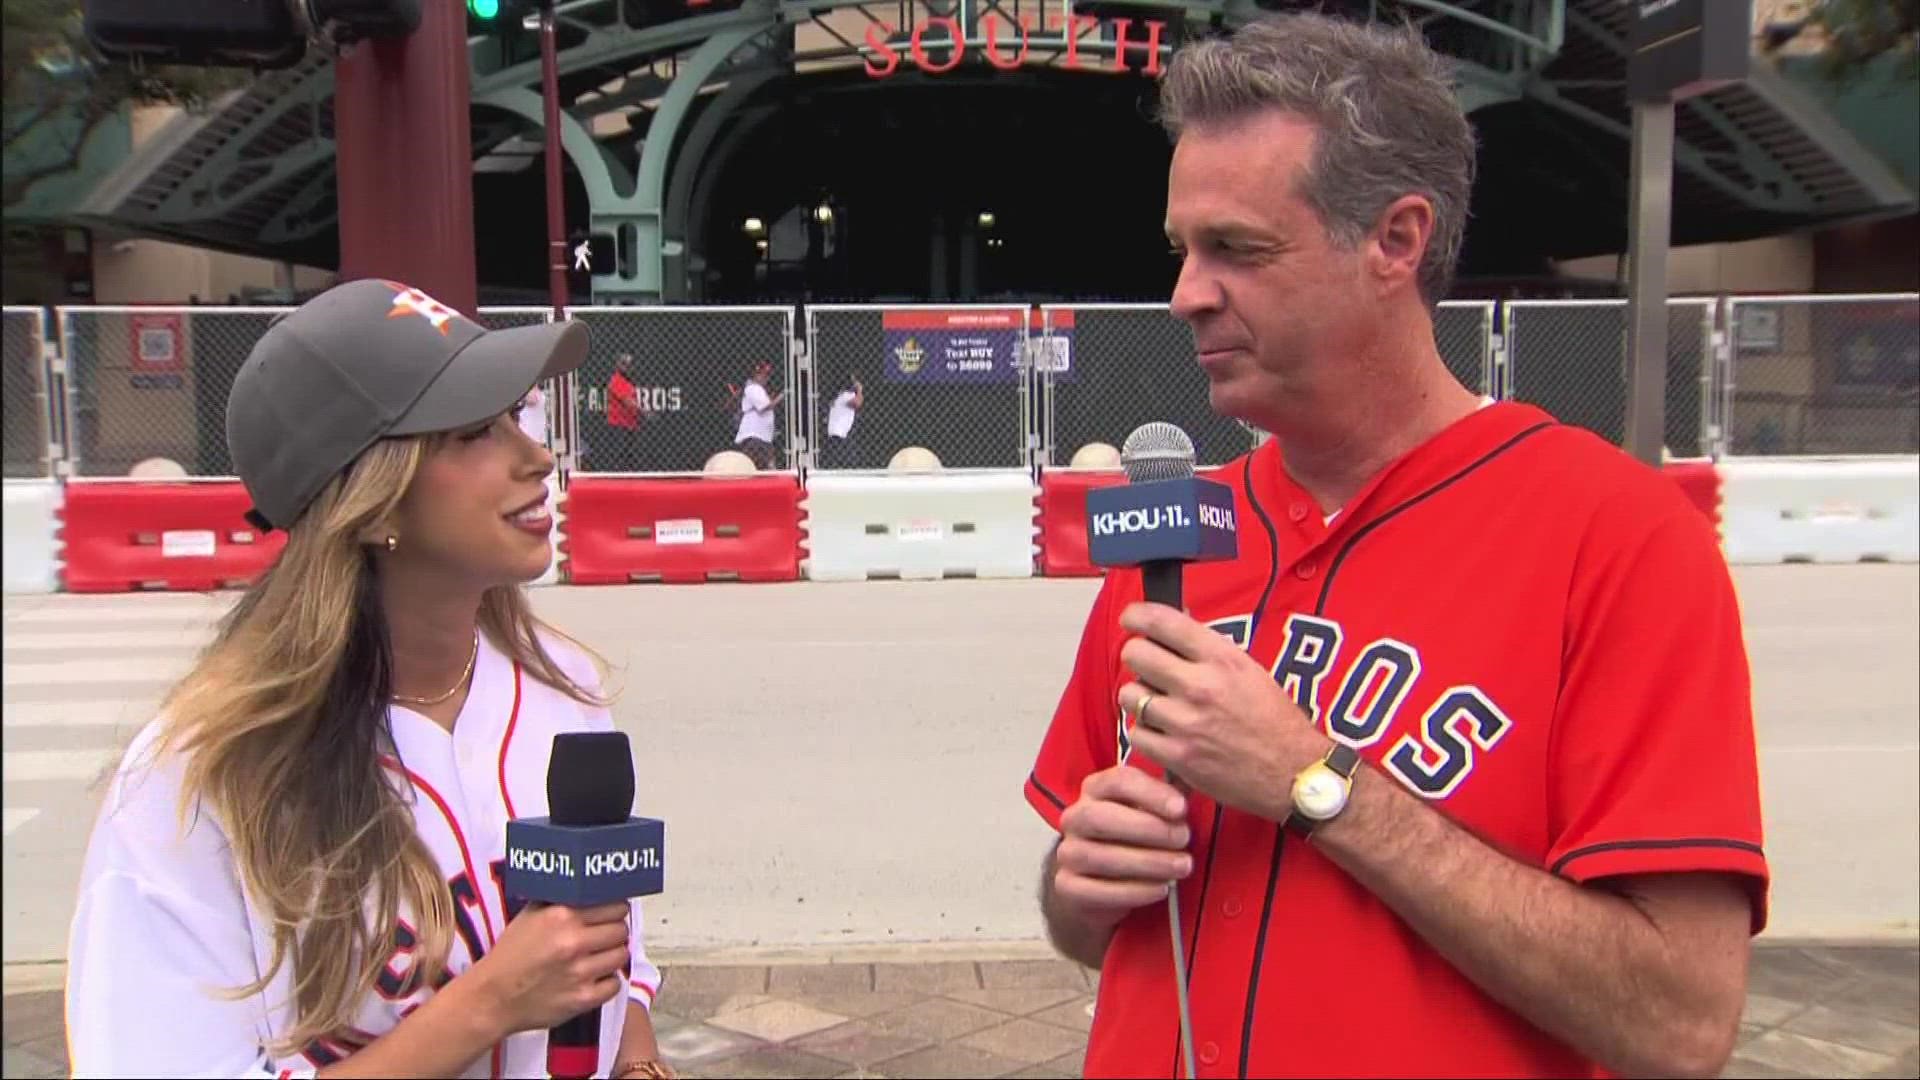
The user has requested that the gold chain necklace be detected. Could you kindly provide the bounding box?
[392,633,479,707]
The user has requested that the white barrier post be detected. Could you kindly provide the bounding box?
[1721,458,1920,564]
[801,472,1039,581]
[3,480,63,593]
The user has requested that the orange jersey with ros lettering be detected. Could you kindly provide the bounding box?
[1025,401,1768,1079]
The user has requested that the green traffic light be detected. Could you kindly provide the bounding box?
[469,0,501,18]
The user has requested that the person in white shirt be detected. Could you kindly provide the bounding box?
[733,360,783,469]
[518,382,549,446]
[65,279,672,1080]
[821,374,863,470]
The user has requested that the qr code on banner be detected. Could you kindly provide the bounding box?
[138,328,176,365]
[1023,337,1071,375]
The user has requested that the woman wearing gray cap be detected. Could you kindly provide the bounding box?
[64,279,676,1079]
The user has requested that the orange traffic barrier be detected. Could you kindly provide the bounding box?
[561,475,803,584]
[59,482,285,593]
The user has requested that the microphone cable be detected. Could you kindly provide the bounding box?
[1166,775,1198,1080]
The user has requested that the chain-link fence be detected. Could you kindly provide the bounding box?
[1435,301,1495,395]
[1504,299,1714,458]
[568,306,796,474]
[1725,294,1920,457]
[807,304,1029,471]
[4,307,53,478]
[1039,304,1253,468]
[59,307,292,477]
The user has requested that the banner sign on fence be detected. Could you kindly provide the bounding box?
[129,312,184,389]
[883,309,1029,383]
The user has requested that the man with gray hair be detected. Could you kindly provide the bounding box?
[1023,12,1765,1079]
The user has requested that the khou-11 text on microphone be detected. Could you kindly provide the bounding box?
[504,730,665,1080]
[1086,422,1240,610]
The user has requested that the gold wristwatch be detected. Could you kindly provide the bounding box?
[1284,743,1362,839]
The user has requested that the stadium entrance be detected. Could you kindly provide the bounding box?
[690,71,1178,305]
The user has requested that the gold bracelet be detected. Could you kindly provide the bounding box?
[612,1060,677,1080]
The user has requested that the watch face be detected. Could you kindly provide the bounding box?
[1296,768,1347,819]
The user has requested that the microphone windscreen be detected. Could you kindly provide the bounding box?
[1121,422,1197,484]
[547,731,635,827]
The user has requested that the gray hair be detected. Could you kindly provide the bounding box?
[1158,13,1477,305]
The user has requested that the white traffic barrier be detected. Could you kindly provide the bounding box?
[4,479,62,594]
[802,471,1039,581]
[1721,458,1919,564]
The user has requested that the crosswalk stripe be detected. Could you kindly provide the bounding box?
[3,601,232,626]
[2,630,215,653]
[4,699,157,729]
[3,656,197,688]
[4,749,121,784]
[3,808,41,836]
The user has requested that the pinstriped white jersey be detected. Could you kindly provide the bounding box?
[65,631,661,1079]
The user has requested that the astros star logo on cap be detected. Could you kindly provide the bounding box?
[384,282,462,336]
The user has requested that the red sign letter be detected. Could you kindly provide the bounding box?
[1050,12,1099,71]
[864,20,901,78]
[1111,17,1165,74]
[911,16,964,74]
[982,12,1033,70]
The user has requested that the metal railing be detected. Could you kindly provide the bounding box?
[27,294,1917,486]
[1723,294,1920,458]
[3,307,55,479]
[806,304,1030,471]
[1504,298,1716,459]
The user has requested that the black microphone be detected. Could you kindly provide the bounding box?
[1085,422,1240,612]
[503,731,666,1080]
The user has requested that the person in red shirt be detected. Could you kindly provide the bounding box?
[604,353,643,471]
[1024,14,1766,1080]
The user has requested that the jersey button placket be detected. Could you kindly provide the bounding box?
[1221,897,1243,918]
[1294,559,1317,580]
[1199,1040,1221,1066]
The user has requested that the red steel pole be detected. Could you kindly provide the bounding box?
[332,0,477,314]
[539,1,568,321]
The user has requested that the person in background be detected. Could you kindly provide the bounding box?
[605,353,642,471]
[518,382,549,447]
[734,360,784,470]
[821,374,863,470]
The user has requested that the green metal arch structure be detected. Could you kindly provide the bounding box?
[42,0,1915,302]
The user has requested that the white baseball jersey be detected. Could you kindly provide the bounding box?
[66,630,661,1079]
[826,391,858,439]
[734,382,775,444]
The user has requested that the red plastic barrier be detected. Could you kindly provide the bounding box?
[1039,467,1238,577]
[59,482,286,593]
[1038,471,1126,577]
[561,475,802,584]
[1662,461,1722,532]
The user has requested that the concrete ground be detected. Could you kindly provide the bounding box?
[3,565,1917,1075]
[5,945,1915,1078]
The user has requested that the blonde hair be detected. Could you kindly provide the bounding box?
[150,435,607,1057]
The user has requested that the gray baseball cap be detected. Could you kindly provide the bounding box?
[226,278,588,530]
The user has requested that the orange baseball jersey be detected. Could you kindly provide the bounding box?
[1024,401,1768,1079]
[67,630,661,1079]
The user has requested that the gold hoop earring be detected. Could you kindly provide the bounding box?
[385,535,398,553]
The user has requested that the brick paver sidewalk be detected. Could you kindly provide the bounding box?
[7,944,1914,1078]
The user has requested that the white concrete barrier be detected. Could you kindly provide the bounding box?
[1721,458,1919,564]
[802,472,1039,582]
[3,480,62,594]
